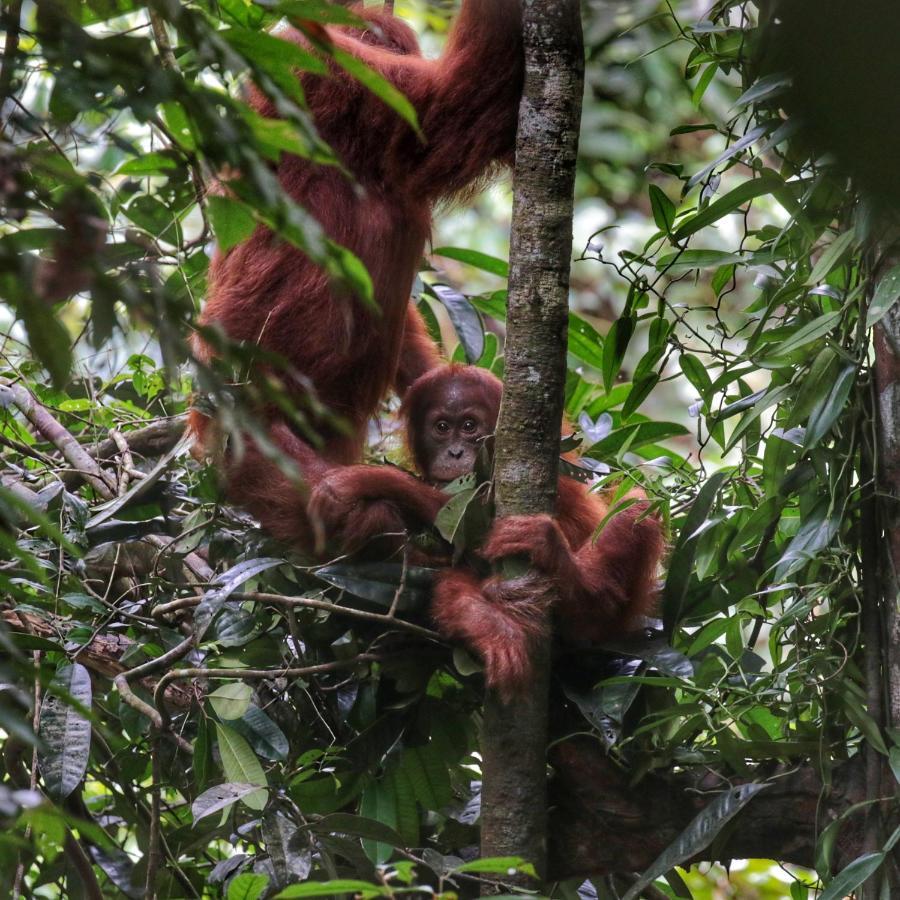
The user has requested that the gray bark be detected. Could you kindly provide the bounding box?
[480,0,584,881]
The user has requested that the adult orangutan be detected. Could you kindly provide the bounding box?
[312,365,666,698]
[191,2,523,550]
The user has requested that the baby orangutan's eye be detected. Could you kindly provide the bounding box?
[461,419,477,433]
[434,420,450,434]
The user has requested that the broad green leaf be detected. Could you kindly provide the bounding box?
[803,363,856,449]
[818,853,884,900]
[679,353,712,403]
[867,263,900,329]
[686,123,771,188]
[649,184,676,232]
[195,557,286,639]
[674,173,783,240]
[308,813,405,849]
[208,196,257,253]
[38,663,92,800]
[602,317,635,392]
[429,283,484,362]
[568,313,605,371]
[806,229,855,285]
[622,784,769,900]
[454,857,537,877]
[227,873,270,900]
[359,779,398,865]
[192,782,268,822]
[764,310,841,360]
[398,744,452,812]
[275,880,386,899]
[432,246,509,278]
[209,682,253,721]
[232,705,290,761]
[662,471,728,628]
[215,724,268,811]
[312,562,435,611]
[733,73,791,108]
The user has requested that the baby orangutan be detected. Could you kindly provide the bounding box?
[312,365,665,699]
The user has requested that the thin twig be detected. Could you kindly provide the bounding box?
[152,590,442,641]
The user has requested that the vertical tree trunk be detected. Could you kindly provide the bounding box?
[873,299,900,892]
[479,0,584,880]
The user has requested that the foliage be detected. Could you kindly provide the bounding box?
[0,0,896,898]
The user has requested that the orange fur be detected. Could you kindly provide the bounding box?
[191,4,523,550]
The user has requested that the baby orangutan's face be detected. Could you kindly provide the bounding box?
[419,380,496,483]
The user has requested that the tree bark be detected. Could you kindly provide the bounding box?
[480,0,584,881]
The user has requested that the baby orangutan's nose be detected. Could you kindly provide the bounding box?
[448,447,464,459]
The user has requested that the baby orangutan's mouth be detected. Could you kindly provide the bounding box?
[430,461,472,484]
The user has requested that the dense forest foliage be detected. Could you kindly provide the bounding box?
[0,1,897,898]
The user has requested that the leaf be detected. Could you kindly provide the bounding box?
[429,283,484,363]
[586,421,689,459]
[662,471,728,629]
[890,747,900,785]
[602,317,634,392]
[17,291,73,389]
[765,311,842,360]
[649,185,676,232]
[115,152,180,176]
[622,784,769,900]
[359,778,397,864]
[454,857,537,878]
[674,173,783,240]
[312,562,435,611]
[227,873,270,900]
[679,353,712,402]
[803,363,856,449]
[568,313,606,371]
[806,230,856,285]
[195,557,286,639]
[398,745,452,812]
[38,663,92,800]
[215,724,268,811]
[432,247,509,278]
[732,73,791,108]
[657,249,743,272]
[774,498,840,580]
[208,196,257,253]
[231,704,289,761]
[308,812,405,848]
[209,682,253,721]
[686,123,772,188]
[275,880,387,899]
[818,853,884,900]
[867,263,900,329]
[191,782,267,822]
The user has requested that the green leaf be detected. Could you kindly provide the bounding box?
[195,557,285,639]
[661,471,728,628]
[803,363,856,449]
[227,873,270,900]
[312,562,434,611]
[568,313,606,371]
[215,724,268,810]
[208,196,257,253]
[622,784,769,900]
[116,152,180,176]
[674,173,783,240]
[231,704,289,761]
[454,857,537,878]
[806,230,856,285]
[275,880,386,899]
[17,292,73,388]
[359,779,398,864]
[432,246,509,278]
[192,782,267,822]
[680,353,712,403]
[429,283,484,363]
[602,317,635,392]
[38,663,92,800]
[308,813,405,849]
[867,263,900,329]
[765,311,841,360]
[691,63,717,108]
[209,682,253,721]
[649,184,676,232]
[818,853,884,900]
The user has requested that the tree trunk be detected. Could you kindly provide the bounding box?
[479,0,584,881]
